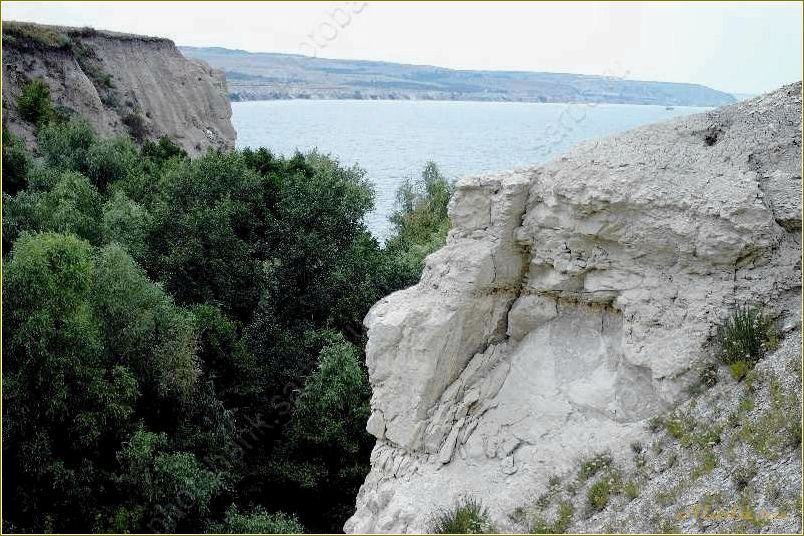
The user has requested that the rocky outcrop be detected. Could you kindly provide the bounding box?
[2,22,235,155]
[346,82,802,533]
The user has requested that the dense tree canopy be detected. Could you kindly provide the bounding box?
[2,85,452,533]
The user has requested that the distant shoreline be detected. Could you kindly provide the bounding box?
[181,45,736,108]
[229,97,714,108]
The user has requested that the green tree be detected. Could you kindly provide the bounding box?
[2,170,103,248]
[101,190,152,262]
[2,233,135,531]
[37,116,95,174]
[85,136,143,192]
[268,334,373,529]
[385,161,454,288]
[91,244,199,398]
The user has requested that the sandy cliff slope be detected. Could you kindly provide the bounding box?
[2,22,235,155]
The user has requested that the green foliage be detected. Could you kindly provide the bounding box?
[3,116,429,532]
[429,497,495,534]
[86,137,143,191]
[209,505,304,534]
[587,479,611,511]
[2,128,31,196]
[38,116,96,173]
[717,305,777,379]
[141,135,187,164]
[91,244,199,398]
[101,190,151,261]
[3,22,72,48]
[385,161,454,287]
[17,79,54,125]
[658,518,680,534]
[288,335,371,453]
[3,170,103,250]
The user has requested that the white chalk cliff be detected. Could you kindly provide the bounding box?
[346,82,802,533]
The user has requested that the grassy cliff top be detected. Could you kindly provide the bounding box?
[2,20,172,49]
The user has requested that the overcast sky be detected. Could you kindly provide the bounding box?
[2,1,801,95]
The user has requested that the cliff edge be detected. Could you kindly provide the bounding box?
[347,82,802,533]
[2,22,235,155]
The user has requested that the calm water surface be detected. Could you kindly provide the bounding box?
[233,100,708,239]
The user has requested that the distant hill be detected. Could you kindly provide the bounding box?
[180,46,736,107]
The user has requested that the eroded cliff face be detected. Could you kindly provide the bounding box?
[347,82,802,533]
[2,22,235,155]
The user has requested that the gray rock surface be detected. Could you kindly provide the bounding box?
[2,22,235,155]
[346,82,802,533]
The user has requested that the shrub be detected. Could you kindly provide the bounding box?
[122,112,147,142]
[17,80,54,125]
[102,190,151,261]
[429,497,495,534]
[717,305,777,380]
[38,116,95,173]
[2,128,31,196]
[85,137,142,191]
[731,462,757,491]
[209,505,304,534]
[141,135,187,164]
[385,161,454,288]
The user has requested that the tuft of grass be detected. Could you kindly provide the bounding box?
[662,411,721,450]
[647,416,664,433]
[690,450,717,479]
[578,452,613,481]
[658,518,680,534]
[733,375,801,459]
[728,360,753,381]
[666,451,678,469]
[534,493,552,511]
[587,469,621,511]
[717,305,777,380]
[623,479,639,501]
[731,462,757,491]
[429,497,495,534]
[687,361,719,395]
[530,500,573,534]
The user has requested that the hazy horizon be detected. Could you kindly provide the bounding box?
[1,1,801,95]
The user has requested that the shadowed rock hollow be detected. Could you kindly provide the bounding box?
[346,82,802,533]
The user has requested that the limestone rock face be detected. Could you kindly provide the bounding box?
[2,22,236,155]
[346,82,802,533]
